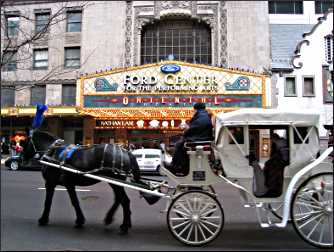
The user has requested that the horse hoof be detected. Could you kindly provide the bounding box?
[75,218,85,228]
[74,223,84,229]
[38,218,48,226]
[118,228,128,235]
[104,217,113,226]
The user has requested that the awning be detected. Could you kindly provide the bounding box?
[81,107,226,120]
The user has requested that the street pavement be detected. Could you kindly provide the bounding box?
[1,165,331,251]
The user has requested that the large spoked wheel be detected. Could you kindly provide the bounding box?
[291,172,333,248]
[167,190,224,246]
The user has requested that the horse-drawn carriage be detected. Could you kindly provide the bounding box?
[25,108,333,248]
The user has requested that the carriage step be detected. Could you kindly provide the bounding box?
[243,203,263,208]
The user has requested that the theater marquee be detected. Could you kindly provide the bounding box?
[78,61,271,128]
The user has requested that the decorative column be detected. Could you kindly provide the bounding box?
[83,117,95,145]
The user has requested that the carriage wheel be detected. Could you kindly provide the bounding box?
[167,190,224,246]
[291,172,333,248]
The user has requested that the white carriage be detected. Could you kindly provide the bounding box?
[158,108,333,248]
[40,108,333,248]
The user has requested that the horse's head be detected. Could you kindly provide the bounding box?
[22,130,58,161]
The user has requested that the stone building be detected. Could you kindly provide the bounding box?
[3,1,311,147]
[1,1,272,146]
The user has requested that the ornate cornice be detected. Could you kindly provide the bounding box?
[124,0,133,67]
[219,2,227,68]
[291,8,333,69]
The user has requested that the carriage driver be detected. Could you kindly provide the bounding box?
[163,102,214,176]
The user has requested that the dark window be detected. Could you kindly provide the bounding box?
[1,87,15,107]
[269,1,303,14]
[285,76,297,96]
[303,77,315,96]
[35,12,50,33]
[228,127,244,144]
[30,85,46,105]
[315,0,333,14]
[66,11,82,32]
[64,47,80,68]
[323,65,333,103]
[6,15,19,37]
[62,84,76,105]
[2,51,17,71]
[324,35,333,63]
[33,49,48,69]
[293,127,310,144]
[63,118,83,127]
[141,19,212,65]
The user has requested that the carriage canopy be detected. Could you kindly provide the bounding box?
[215,108,320,128]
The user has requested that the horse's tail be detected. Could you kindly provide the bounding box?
[128,152,141,182]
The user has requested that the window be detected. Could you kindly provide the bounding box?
[269,1,303,14]
[284,76,297,96]
[303,76,315,96]
[293,127,310,144]
[315,0,333,14]
[66,10,82,32]
[62,84,76,105]
[2,51,17,71]
[323,66,333,103]
[141,19,212,65]
[1,87,15,107]
[35,12,50,33]
[30,85,46,105]
[33,49,48,69]
[64,47,80,68]
[6,15,19,37]
[324,35,333,63]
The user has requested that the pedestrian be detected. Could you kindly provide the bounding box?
[164,102,214,176]
[15,142,23,154]
[10,140,17,156]
[159,140,166,152]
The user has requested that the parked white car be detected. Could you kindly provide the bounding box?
[132,148,172,173]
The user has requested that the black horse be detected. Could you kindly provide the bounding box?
[22,129,154,234]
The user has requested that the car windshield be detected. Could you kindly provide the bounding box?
[145,154,160,159]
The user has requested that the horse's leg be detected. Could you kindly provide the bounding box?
[38,182,56,226]
[105,184,131,234]
[65,185,86,228]
[114,185,132,234]
[104,183,121,226]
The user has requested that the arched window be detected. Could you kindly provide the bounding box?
[141,19,212,65]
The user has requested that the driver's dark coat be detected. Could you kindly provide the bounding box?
[183,109,213,142]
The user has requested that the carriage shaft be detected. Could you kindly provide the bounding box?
[39,160,170,198]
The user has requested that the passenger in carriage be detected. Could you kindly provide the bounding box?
[263,133,289,197]
[163,102,214,176]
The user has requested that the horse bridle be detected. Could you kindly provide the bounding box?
[28,133,59,158]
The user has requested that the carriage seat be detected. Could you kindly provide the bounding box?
[184,141,213,151]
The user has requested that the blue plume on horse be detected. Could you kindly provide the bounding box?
[32,104,48,129]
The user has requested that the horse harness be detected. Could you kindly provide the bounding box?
[42,142,130,177]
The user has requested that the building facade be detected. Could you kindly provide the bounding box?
[269,1,333,143]
[1,1,332,148]
[1,0,272,147]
